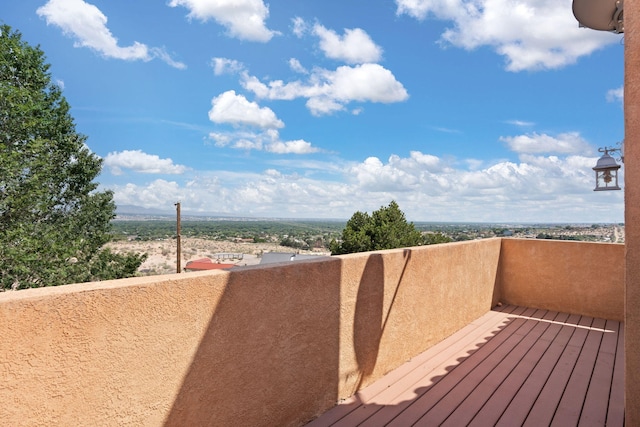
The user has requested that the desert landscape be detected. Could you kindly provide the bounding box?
[104,223,624,276]
[105,238,330,276]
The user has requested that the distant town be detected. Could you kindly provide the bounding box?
[417,222,624,244]
[112,216,625,247]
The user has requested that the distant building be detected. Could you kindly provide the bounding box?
[184,258,235,272]
[259,252,329,265]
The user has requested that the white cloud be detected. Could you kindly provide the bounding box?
[607,86,624,103]
[211,57,246,75]
[293,20,383,64]
[292,17,309,38]
[395,0,620,71]
[289,58,308,74]
[267,140,319,154]
[37,0,185,69]
[350,156,420,191]
[506,119,535,127]
[112,179,184,208]
[465,158,485,171]
[37,0,147,60]
[305,97,346,116]
[168,0,276,42]
[104,150,188,175]
[208,132,233,146]
[241,63,409,116]
[150,47,187,70]
[110,173,355,217]
[312,24,383,64]
[432,126,461,134]
[208,129,319,154]
[233,138,263,151]
[345,151,606,217]
[315,64,407,103]
[108,149,622,222]
[208,90,284,128]
[348,151,450,192]
[501,132,593,155]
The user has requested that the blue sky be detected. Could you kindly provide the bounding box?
[2,0,625,222]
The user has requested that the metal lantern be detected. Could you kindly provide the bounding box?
[593,148,621,191]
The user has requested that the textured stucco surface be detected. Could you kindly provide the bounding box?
[0,239,500,426]
[0,273,231,426]
[626,1,640,423]
[334,239,501,397]
[499,239,624,320]
[0,238,626,426]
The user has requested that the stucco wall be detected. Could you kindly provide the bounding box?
[0,239,501,427]
[498,239,624,321]
[334,239,501,398]
[626,0,640,423]
[0,238,626,426]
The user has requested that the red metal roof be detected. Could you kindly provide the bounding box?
[184,258,235,271]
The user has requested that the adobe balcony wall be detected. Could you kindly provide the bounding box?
[0,238,625,426]
[0,239,500,426]
[498,239,624,321]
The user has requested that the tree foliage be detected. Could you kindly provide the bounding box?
[330,201,425,255]
[0,25,145,290]
[423,232,453,245]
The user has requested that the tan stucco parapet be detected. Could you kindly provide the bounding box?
[0,238,625,426]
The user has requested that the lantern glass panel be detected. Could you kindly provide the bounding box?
[594,168,621,191]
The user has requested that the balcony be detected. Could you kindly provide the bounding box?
[307,305,624,426]
[0,238,624,426]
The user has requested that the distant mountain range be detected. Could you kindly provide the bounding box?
[116,205,175,216]
[115,206,253,221]
[114,205,346,222]
[116,204,238,218]
[115,205,613,226]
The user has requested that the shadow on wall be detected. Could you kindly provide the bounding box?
[164,258,343,427]
[353,253,385,391]
[352,250,412,393]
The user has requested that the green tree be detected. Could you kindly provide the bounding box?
[330,201,424,255]
[330,211,372,254]
[0,25,145,290]
[423,232,453,245]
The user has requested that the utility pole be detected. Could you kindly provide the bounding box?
[175,202,181,273]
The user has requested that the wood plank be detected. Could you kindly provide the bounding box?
[522,315,593,427]
[306,307,519,427]
[467,311,566,426]
[307,306,524,427]
[306,308,624,427]
[328,306,524,427]
[384,307,541,427]
[550,317,606,426]
[604,322,625,427]
[494,312,578,426]
[435,310,558,426]
[579,319,619,425]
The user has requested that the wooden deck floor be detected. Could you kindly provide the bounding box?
[307,305,624,426]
